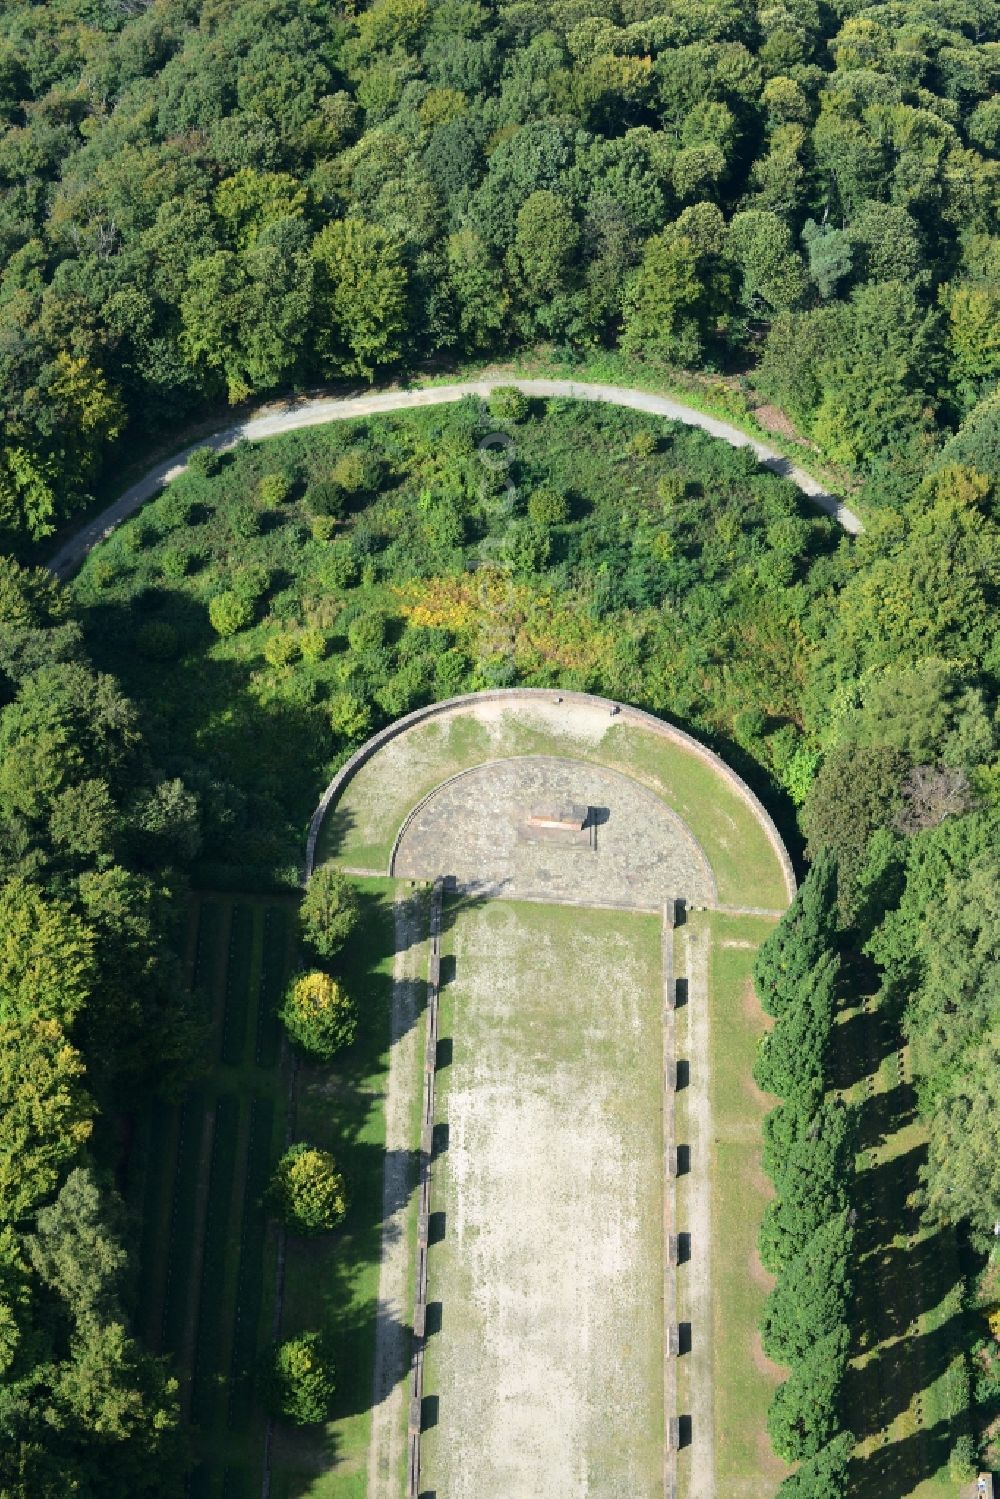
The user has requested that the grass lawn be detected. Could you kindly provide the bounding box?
[271,877,422,1499]
[135,878,423,1499]
[321,700,789,910]
[838,991,971,1499]
[420,897,665,1499]
[676,909,789,1499]
[131,892,297,1498]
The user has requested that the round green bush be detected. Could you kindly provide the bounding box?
[266,1144,347,1235]
[305,479,346,518]
[434,650,470,698]
[227,499,260,538]
[160,545,190,579]
[209,591,254,636]
[329,691,372,741]
[232,563,270,603]
[488,385,530,423]
[258,473,291,506]
[631,427,659,456]
[266,1332,334,1423]
[300,865,360,958]
[310,513,338,541]
[298,627,327,663]
[280,972,357,1058]
[331,449,381,498]
[263,631,300,667]
[346,612,386,655]
[527,486,569,527]
[324,543,359,588]
[187,446,221,477]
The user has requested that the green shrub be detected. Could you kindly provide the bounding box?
[323,543,359,587]
[305,479,346,518]
[331,449,381,498]
[657,472,686,506]
[160,545,190,579]
[434,648,470,698]
[298,627,327,662]
[187,446,221,477]
[631,428,659,456]
[124,523,150,554]
[488,385,529,423]
[265,1332,334,1423]
[209,591,254,636]
[527,486,569,527]
[265,1144,347,1235]
[301,864,360,958]
[310,513,338,541]
[948,1434,976,1483]
[280,972,357,1058]
[347,612,385,654]
[329,691,372,741]
[263,632,300,667]
[227,498,260,538]
[257,473,291,506]
[232,563,270,603]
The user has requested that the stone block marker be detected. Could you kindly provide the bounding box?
[406,878,444,1499]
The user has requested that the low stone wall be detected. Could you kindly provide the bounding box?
[305,688,796,902]
[406,878,444,1499]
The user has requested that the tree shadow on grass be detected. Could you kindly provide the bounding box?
[846,1302,967,1437]
[846,1415,954,1499]
[832,1005,901,1093]
[851,1079,918,1157]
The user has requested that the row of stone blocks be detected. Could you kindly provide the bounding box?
[407,880,444,1499]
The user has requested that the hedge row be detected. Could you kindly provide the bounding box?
[161,1091,207,1357]
[192,900,223,1005]
[255,906,288,1070]
[228,1095,275,1430]
[136,1101,176,1347]
[221,905,256,1068]
[192,1094,241,1432]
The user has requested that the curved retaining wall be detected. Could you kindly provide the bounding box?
[304,688,796,903]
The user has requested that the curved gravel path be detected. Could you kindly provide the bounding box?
[49,378,860,578]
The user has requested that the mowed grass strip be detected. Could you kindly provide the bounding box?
[322,702,789,909]
[688,910,788,1499]
[271,877,401,1499]
[841,999,965,1499]
[222,905,257,1067]
[193,899,223,1001]
[135,1101,178,1349]
[256,905,290,1069]
[161,1090,208,1359]
[228,1094,276,1431]
[421,898,664,1499]
[135,894,290,1494]
[193,1093,241,1430]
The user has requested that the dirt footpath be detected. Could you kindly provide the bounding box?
[367,893,425,1499]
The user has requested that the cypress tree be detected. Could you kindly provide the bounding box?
[754,850,839,1017]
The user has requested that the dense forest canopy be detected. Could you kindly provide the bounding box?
[1,0,999,1492]
[0,0,998,544]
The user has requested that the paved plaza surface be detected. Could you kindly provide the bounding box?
[419,900,666,1499]
[392,755,716,908]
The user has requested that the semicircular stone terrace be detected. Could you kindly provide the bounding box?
[392,754,716,908]
[313,690,794,914]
